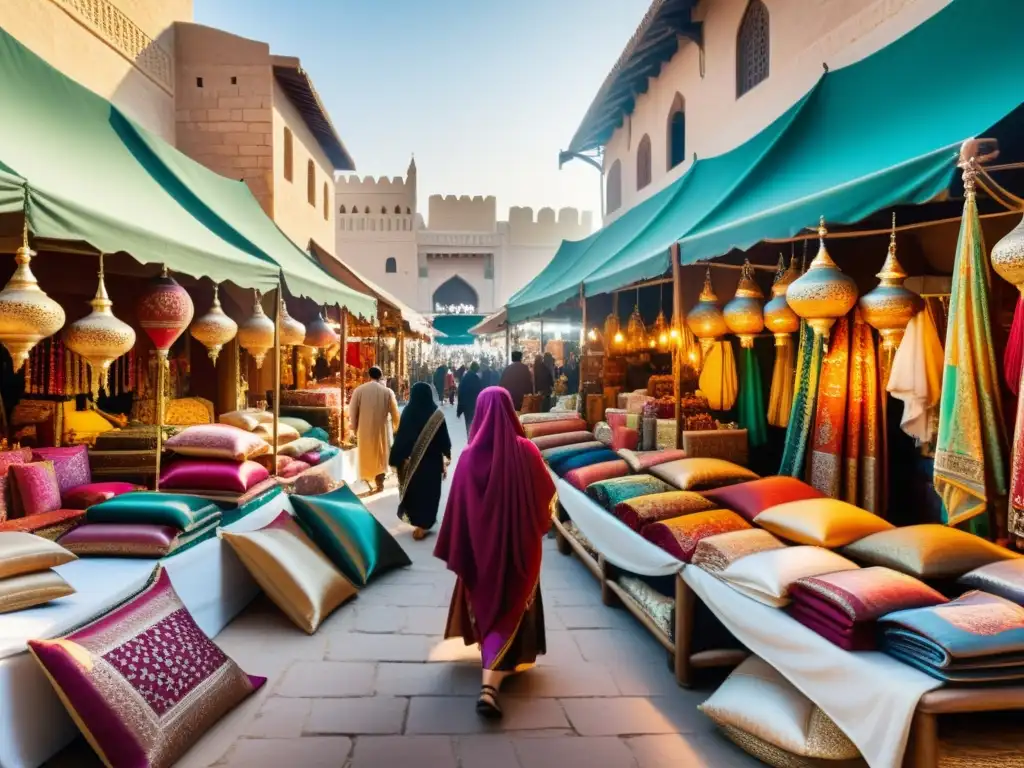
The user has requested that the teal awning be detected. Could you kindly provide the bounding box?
[509,0,1024,316]
[433,314,486,346]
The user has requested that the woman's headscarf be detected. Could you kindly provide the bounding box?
[389,381,437,468]
[434,387,555,636]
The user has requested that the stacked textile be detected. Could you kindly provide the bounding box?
[160,424,273,500]
[563,460,630,492]
[788,566,947,650]
[880,591,1024,683]
[0,531,76,612]
[531,431,594,451]
[586,475,675,512]
[551,447,620,476]
[522,417,587,440]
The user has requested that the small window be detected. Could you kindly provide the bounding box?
[606,159,622,214]
[385,257,397,274]
[636,134,652,190]
[283,128,293,182]
[381,206,387,214]
[667,95,686,170]
[394,205,401,214]
[307,160,316,206]
[737,0,770,97]
[339,204,347,214]
[323,182,329,219]
[406,207,411,214]
[196,77,203,88]
[365,206,370,214]
[230,76,237,85]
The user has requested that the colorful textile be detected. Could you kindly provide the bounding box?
[767,338,796,428]
[159,458,270,494]
[642,509,751,562]
[563,460,629,491]
[86,492,220,533]
[62,482,140,510]
[0,531,76,578]
[959,559,1024,606]
[531,431,594,451]
[540,441,603,463]
[737,347,767,448]
[9,461,61,517]
[700,476,825,523]
[888,308,943,445]
[611,427,640,451]
[617,575,675,639]
[0,448,32,477]
[649,457,758,491]
[279,416,313,434]
[698,340,738,411]
[844,310,883,512]
[779,322,824,478]
[218,410,262,431]
[617,449,687,473]
[434,388,555,642]
[613,491,716,532]
[522,418,587,439]
[754,498,894,548]
[292,486,411,587]
[716,546,859,608]
[32,445,91,495]
[279,437,324,458]
[0,508,85,539]
[788,567,947,651]
[59,517,220,558]
[305,426,331,444]
[164,423,271,461]
[253,422,300,445]
[593,421,613,445]
[935,186,1009,536]
[445,577,545,671]
[881,591,1024,683]
[0,570,74,613]
[28,567,264,766]
[691,528,786,574]
[552,448,620,476]
[1007,295,1024,395]
[809,316,849,498]
[586,475,675,512]
[279,460,310,479]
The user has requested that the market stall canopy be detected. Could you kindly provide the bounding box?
[470,308,508,336]
[511,0,1024,318]
[432,314,486,346]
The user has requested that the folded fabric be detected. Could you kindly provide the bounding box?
[700,476,827,523]
[0,531,76,578]
[520,412,579,425]
[160,458,270,494]
[788,567,947,651]
[279,416,313,434]
[59,516,221,558]
[593,422,613,445]
[616,449,687,473]
[611,427,640,451]
[0,569,75,613]
[540,441,603,463]
[691,529,786,574]
[305,427,332,444]
[717,546,860,608]
[523,418,587,439]
[253,422,300,445]
[586,475,675,512]
[278,437,324,458]
[959,559,1024,606]
[279,460,311,479]
[552,448,620,476]
[531,431,594,451]
[32,445,91,495]
[755,498,894,548]
[164,423,271,461]
[614,491,717,532]
[219,410,263,431]
[563,460,629,491]
[881,591,1024,683]
[86,492,221,533]
[61,481,141,510]
[642,510,751,562]
[606,409,627,431]
[649,457,759,491]
[0,508,86,539]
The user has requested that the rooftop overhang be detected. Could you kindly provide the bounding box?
[272,56,355,172]
[560,0,702,163]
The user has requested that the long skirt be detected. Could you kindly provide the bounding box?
[444,578,546,672]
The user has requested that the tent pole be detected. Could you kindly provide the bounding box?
[340,309,348,443]
[272,284,281,477]
[505,324,511,365]
[672,243,684,451]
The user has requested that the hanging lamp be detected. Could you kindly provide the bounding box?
[625,303,646,353]
[190,283,237,364]
[237,290,276,368]
[305,308,340,350]
[859,213,921,352]
[763,254,801,345]
[278,300,306,347]
[0,221,65,371]
[603,312,622,354]
[136,266,194,361]
[653,284,670,351]
[991,209,1024,291]
[63,254,136,398]
[786,218,858,340]
[723,260,765,348]
[687,267,727,351]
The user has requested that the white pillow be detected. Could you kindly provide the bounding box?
[716,546,858,607]
[279,417,314,435]
[219,410,261,432]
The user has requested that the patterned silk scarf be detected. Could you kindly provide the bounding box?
[767,338,796,428]
[737,346,768,448]
[779,322,824,478]
[809,317,850,497]
[844,310,882,513]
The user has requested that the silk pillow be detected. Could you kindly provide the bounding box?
[306,427,332,445]
[563,460,630,492]
[253,422,300,445]
[691,529,787,574]
[586,475,675,512]
[552,448,620,476]
[292,486,412,586]
[617,449,688,473]
[642,509,751,562]
[221,510,357,633]
[0,531,76,578]
[717,546,860,608]
[279,417,313,435]
[160,459,270,494]
[164,424,270,461]
[59,518,220,558]
[86,492,221,532]
[523,418,588,439]
[700,476,827,523]
[614,491,717,532]
[959,559,1024,605]
[648,458,759,491]
[531,431,594,451]
[218,410,261,431]
[280,460,311,479]
[0,570,75,613]
[754,498,895,548]
[0,509,86,540]
[62,482,141,510]
[28,567,264,767]
[842,524,1021,580]
[32,445,92,495]
[278,437,325,459]
[9,461,62,517]
[0,448,32,477]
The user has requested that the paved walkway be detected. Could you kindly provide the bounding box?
[55,405,759,768]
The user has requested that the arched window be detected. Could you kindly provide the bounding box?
[737,0,770,97]
[323,182,329,219]
[339,204,346,214]
[381,206,387,214]
[385,257,397,274]
[636,134,652,190]
[606,159,622,214]
[667,95,686,170]
[394,205,401,214]
[307,160,315,206]
[364,206,370,214]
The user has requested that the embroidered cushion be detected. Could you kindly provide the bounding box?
[9,461,62,517]
[648,457,759,491]
[700,476,827,523]
[691,529,787,574]
[253,422,300,445]
[617,449,688,473]
[0,509,86,540]
[279,417,314,435]
[563,460,630,491]
[28,567,264,766]
[614,491,717,532]
[164,424,270,461]
[32,445,92,495]
[531,431,594,451]
[699,656,861,761]
[717,546,859,608]
[523,418,588,439]
[0,448,32,477]
[842,524,1021,580]
[292,465,342,496]
[86,492,220,533]
[0,531,76,578]
[61,482,141,510]
[519,412,575,425]
[617,574,675,640]
[959,559,1024,605]
[59,518,220,558]
[218,410,262,431]
[292,485,411,587]
[755,498,894,548]
[552,448,620,476]
[586,475,675,512]
[593,421,613,445]
[221,510,358,633]
[0,570,75,613]
[279,460,311,479]
[642,510,751,562]
[278,437,325,459]
[160,459,270,494]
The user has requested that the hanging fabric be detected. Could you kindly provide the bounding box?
[809,317,851,497]
[698,340,738,411]
[737,346,768,448]
[767,340,796,428]
[844,310,883,513]
[1006,295,1024,395]
[888,308,944,445]
[934,163,1008,538]
[779,322,824,477]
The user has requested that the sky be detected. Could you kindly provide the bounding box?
[195,0,652,226]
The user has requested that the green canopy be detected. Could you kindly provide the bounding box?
[510,0,1024,316]
[433,314,486,346]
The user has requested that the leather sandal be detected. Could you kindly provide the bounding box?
[476,684,502,719]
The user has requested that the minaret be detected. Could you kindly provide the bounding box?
[406,154,417,216]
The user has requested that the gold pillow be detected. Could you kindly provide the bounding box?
[0,532,76,579]
[691,529,787,574]
[253,422,300,445]
[0,570,75,613]
[842,524,1021,580]
[221,510,357,633]
[220,410,262,432]
[755,498,894,548]
[648,457,758,491]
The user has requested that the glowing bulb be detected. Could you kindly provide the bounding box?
[614,331,624,345]
[648,339,656,348]
[688,350,698,362]
[587,328,598,342]
[670,328,680,339]
[659,332,668,345]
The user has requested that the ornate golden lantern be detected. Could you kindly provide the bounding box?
[763,254,801,345]
[624,305,646,353]
[190,284,237,364]
[652,310,670,351]
[859,214,921,352]
[603,312,621,354]
[992,211,1024,291]
[278,301,306,347]
[305,310,340,349]
[237,291,275,368]
[0,224,65,371]
[723,260,765,348]
[687,268,727,350]
[786,218,858,339]
[64,254,136,397]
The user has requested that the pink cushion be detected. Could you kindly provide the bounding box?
[279,460,311,479]
[160,459,270,494]
[9,461,62,517]
[297,451,321,465]
[611,427,640,451]
[59,523,180,557]
[564,460,630,491]
[0,449,32,477]
[62,482,142,510]
[700,476,827,523]
[164,424,270,462]
[32,446,91,495]
[607,411,628,431]
[642,509,751,562]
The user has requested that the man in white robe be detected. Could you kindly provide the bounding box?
[349,366,400,493]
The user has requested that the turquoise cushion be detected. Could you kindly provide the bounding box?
[305,427,331,444]
[554,449,620,477]
[292,485,411,586]
[85,492,220,532]
[318,445,340,462]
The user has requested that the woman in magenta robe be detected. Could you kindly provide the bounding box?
[434,387,555,718]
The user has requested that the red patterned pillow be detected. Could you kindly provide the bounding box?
[28,567,264,767]
[9,461,62,517]
[0,448,32,477]
[642,509,751,562]
[563,460,630,491]
[32,445,92,495]
[700,476,826,523]
[280,460,311,479]
[614,491,717,532]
